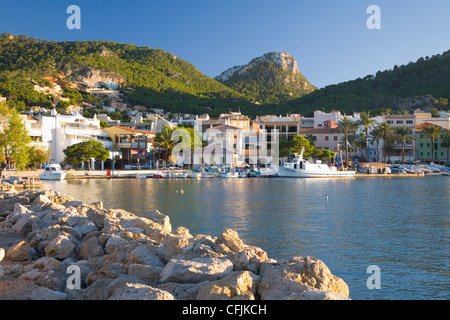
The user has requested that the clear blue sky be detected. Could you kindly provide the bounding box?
[1,0,449,88]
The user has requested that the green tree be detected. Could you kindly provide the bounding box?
[357,111,376,161]
[394,126,414,164]
[28,145,51,169]
[440,132,450,165]
[279,135,322,160]
[337,117,358,164]
[376,122,393,163]
[0,103,31,180]
[63,140,110,171]
[421,124,443,161]
[370,125,383,163]
[154,126,177,167]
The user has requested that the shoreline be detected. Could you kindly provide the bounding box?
[0,188,350,300]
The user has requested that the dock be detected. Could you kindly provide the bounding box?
[355,173,425,178]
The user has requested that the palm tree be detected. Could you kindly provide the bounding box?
[377,122,393,163]
[154,126,177,168]
[354,133,367,160]
[422,124,443,162]
[357,111,376,161]
[305,134,316,146]
[394,125,414,164]
[441,132,450,165]
[337,117,358,165]
[370,125,383,163]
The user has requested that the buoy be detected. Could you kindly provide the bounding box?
[325,195,328,200]
[180,190,184,194]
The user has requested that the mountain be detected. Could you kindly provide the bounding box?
[282,50,450,116]
[215,52,317,105]
[1,33,449,119]
[0,33,251,115]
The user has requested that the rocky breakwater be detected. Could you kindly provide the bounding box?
[0,188,350,300]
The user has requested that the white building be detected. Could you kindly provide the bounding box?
[21,109,102,165]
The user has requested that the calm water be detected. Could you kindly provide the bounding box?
[41,176,450,300]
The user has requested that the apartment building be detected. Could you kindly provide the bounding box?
[21,109,103,165]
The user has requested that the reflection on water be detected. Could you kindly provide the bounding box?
[42,177,450,300]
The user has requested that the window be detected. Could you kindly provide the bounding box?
[334,136,338,141]
[325,136,329,141]
[387,120,393,124]
[420,143,423,148]
[406,120,413,124]
[397,120,403,124]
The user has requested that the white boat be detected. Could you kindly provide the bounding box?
[187,172,202,179]
[135,174,147,179]
[239,171,249,178]
[39,164,67,181]
[219,167,239,178]
[201,172,217,178]
[274,149,356,178]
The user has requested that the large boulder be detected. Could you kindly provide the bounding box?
[228,246,268,274]
[44,235,76,259]
[258,256,349,300]
[108,283,174,300]
[127,264,163,285]
[160,257,233,284]
[30,286,67,300]
[79,236,105,260]
[126,244,164,268]
[141,209,172,233]
[82,274,146,300]
[196,271,260,300]
[161,233,192,262]
[5,241,31,261]
[216,229,246,253]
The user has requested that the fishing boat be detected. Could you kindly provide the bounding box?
[239,170,249,178]
[201,172,217,178]
[219,167,239,178]
[153,171,168,179]
[187,171,202,179]
[39,164,67,181]
[274,148,356,178]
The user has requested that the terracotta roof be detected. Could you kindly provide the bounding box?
[415,122,442,131]
[113,126,156,135]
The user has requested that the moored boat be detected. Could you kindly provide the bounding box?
[39,164,67,181]
[274,148,356,178]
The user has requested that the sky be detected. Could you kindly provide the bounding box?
[0,0,449,88]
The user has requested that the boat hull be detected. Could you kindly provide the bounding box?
[275,166,355,178]
[39,173,67,181]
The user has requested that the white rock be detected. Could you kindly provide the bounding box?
[160,257,233,284]
[0,248,5,263]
